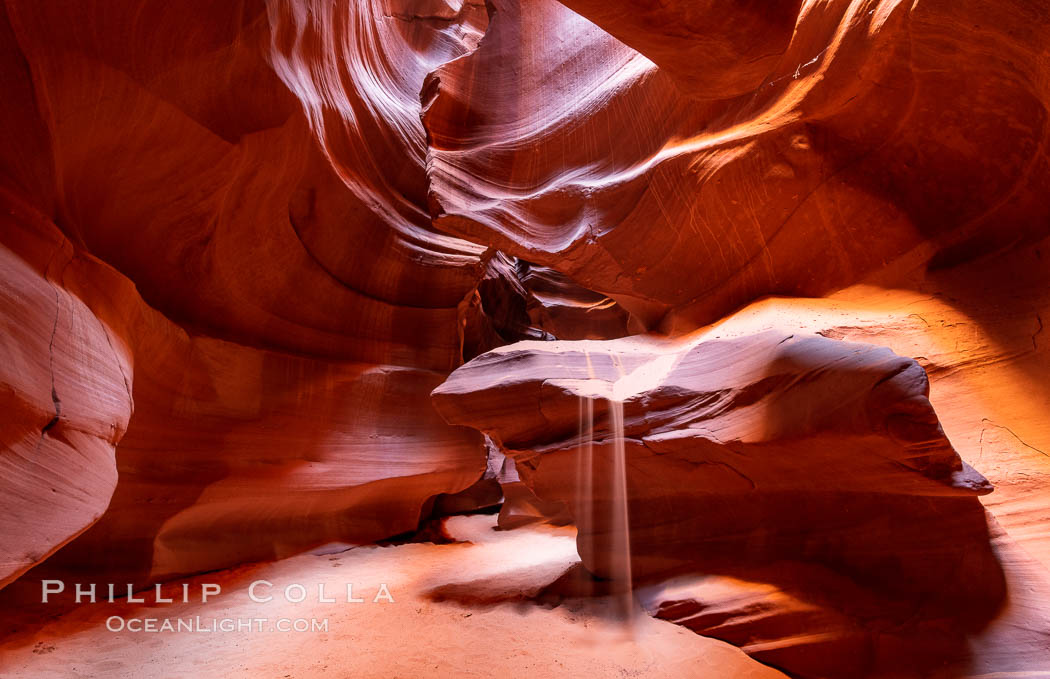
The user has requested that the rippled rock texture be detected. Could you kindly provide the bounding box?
[0,0,493,589]
[426,0,1050,330]
[3,0,1050,674]
[0,206,130,588]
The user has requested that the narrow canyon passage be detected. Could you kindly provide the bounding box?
[2,0,1050,677]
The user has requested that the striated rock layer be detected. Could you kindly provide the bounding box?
[426,0,1050,329]
[0,199,130,588]
[2,1,1050,675]
[0,192,485,593]
[0,0,494,591]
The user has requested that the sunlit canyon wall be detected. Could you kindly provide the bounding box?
[2,0,1050,675]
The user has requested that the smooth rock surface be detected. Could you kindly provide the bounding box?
[638,518,1050,678]
[432,234,1050,676]
[626,239,1050,677]
[433,331,997,605]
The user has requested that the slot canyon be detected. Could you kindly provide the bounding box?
[1,0,1050,677]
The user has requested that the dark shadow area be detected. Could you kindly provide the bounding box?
[578,489,1007,678]
[422,560,640,626]
[378,515,477,547]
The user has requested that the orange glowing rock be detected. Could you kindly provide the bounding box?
[433,331,996,595]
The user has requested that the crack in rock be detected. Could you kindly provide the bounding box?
[39,286,62,442]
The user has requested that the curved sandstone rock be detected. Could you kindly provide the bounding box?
[425,0,1050,329]
[2,0,490,369]
[554,0,804,100]
[0,200,131,588]
[0,0,492,590]
[2,5,1049,678]
[432,331,996,600]
[0,193,486,593]
[469,252,631,354]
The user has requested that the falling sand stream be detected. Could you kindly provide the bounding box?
[577,349,636,631]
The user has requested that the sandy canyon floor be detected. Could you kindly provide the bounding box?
[0,515,782,679]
